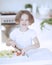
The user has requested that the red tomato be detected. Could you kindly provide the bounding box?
[16,50,22,56]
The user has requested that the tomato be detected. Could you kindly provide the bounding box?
[16,50,22,56]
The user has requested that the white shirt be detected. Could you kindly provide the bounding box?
[9,28,36,49]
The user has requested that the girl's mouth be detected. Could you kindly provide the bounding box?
[22,24,26,26]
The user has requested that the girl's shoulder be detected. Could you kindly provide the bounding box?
[29,29,36,34]
[28,29,37,36]
[28,29,37,39]
[10,28,19,34]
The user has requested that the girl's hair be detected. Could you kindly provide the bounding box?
[15,10,34,25]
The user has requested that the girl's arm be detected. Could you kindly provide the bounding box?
[6,38,22,56]
[6,38,22,51]
[6,38,16,47]
[21,37,40,55]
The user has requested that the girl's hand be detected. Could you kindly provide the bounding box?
[21,49,25,56]
[15,49,25,56]
[16,50,22,56]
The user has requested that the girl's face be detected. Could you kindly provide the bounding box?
[20,14,29,28]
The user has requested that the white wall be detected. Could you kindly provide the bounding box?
[0,0,34,12]
[0,0,52,12]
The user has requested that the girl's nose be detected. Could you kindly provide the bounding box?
[23,20,26,23]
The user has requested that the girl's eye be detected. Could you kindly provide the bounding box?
[20,19,29,21]
[25,19,28,21]
[20,19,23,21]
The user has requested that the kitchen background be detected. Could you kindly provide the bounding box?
[0,0,52,51]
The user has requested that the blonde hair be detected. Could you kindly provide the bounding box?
[15,10,34,25]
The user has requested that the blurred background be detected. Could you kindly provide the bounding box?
[0,0,52,51]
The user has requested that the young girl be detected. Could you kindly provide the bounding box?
[6,10,40,56]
